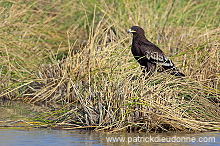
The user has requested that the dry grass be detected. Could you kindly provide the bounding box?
[0,0,219,132]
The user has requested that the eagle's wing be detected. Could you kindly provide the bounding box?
[139,41,175,68]
[139,41,185,76]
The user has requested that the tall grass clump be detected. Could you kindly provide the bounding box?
[0,0,219,132]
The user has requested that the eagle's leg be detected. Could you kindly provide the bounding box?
[141,62,156,76]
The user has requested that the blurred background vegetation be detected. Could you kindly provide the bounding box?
[0,0,219,80]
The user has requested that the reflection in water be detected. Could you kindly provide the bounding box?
[0,100,219,146]
[0,129,219,146]
[0,129,100,146]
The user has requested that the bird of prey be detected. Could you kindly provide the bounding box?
[128,26,185,77]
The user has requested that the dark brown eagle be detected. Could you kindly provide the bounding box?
[128,26,185,77]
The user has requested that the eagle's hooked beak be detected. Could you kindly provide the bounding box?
[127,29,136,33]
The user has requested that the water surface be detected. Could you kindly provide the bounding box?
[0,100,219,146]
[0,129,219,146]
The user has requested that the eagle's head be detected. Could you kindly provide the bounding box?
[128,26,145,35]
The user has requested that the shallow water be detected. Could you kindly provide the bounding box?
[0,100,220,146]
[0,129,219,146]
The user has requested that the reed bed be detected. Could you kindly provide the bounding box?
[0,0,219,132]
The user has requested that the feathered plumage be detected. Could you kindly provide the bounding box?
[128,26,185,77]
